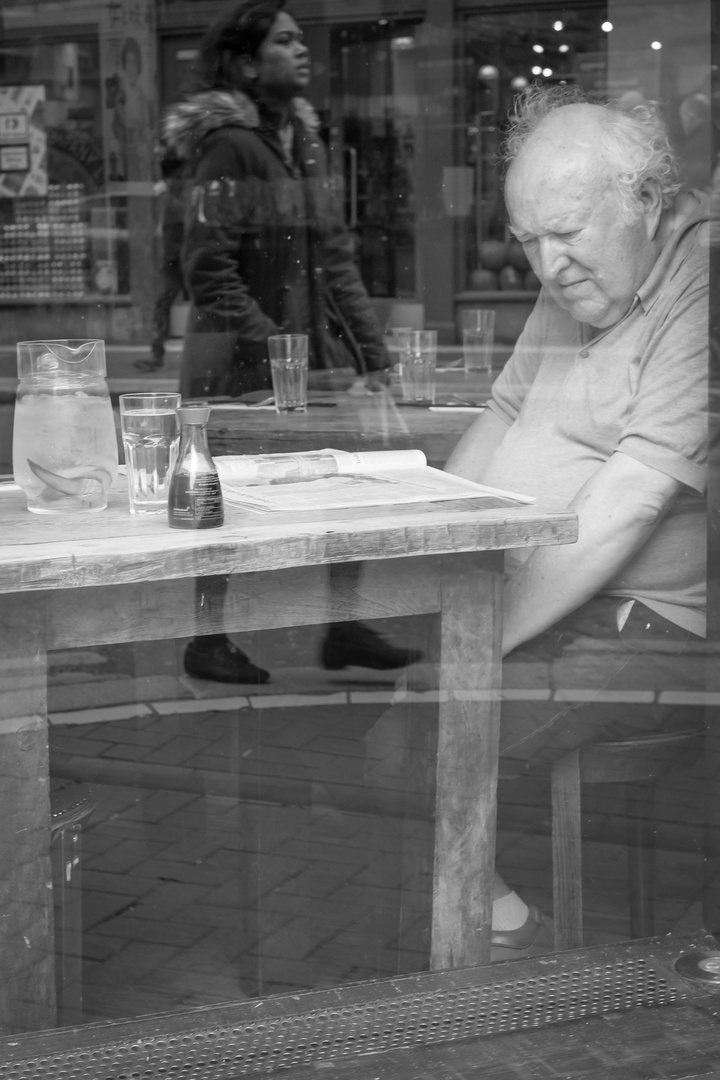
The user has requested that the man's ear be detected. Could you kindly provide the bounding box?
[638,178,664,240]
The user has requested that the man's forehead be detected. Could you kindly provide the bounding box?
[506,174,614,245]
[507,204,584,236]
[506,126,611,221]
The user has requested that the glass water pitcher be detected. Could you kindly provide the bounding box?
[13,339,119,514]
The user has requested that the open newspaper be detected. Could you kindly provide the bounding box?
[215,449,534,515]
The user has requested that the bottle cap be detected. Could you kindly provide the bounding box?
[177,405,211,425]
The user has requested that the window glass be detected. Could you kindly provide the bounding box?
[0,0,715,1057]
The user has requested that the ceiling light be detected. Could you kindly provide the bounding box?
[559,44,569,53]
[553,20,564,31]
[651,40,662,50]
[531,65,543,76]
[511,76,529,90]
[532,44,544,54]
[601,21,613,32]
[542,67,553,77]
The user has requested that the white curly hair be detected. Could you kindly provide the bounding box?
[501,83,682,223]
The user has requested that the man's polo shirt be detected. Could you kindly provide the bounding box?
[483,193,708,636]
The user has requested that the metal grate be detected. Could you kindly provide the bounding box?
[0,935,714,1080]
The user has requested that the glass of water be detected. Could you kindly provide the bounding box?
[119,392,181,514]
[400,330,437,403]
[268,335,309,413]
[386,326,413,367]
[461,309,495,373]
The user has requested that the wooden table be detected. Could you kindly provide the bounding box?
[0,478,575,1033]
[207,375,492,468]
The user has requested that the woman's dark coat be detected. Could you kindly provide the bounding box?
[163,90,388,398]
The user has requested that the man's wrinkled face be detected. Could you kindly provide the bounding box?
[505,109,660,329]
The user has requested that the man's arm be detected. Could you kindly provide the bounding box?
[444,409,511,482]
[501,450,681,656]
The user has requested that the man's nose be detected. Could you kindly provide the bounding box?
[536,236,571,280]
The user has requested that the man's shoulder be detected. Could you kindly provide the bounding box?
[666,213,709,299]
[638,193,709,311]
[668,190,710,265]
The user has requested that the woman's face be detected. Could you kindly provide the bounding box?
[250,12,311,100]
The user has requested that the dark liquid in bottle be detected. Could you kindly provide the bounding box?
[168,471,224,529]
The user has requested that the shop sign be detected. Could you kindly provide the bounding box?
[0,86,47,197]
[100,0,157,189]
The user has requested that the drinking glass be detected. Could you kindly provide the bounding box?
[461,309,495,373]
[386,327,413,366]
[119,392,181,514]
[400,330,437,403]
[268,334,309,413]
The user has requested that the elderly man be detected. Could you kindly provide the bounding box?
[366,84,708,960]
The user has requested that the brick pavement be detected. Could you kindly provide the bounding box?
[46,624,719,1024]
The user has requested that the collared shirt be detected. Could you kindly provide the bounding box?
[483,192,708,636]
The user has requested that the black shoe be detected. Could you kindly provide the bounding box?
[490,905,555,962]
[321,622,423,671]
[134,357,164,372]
[184,638,269,684]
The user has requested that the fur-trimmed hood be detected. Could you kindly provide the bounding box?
[163,89,320,161]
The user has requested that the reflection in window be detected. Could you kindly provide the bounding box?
[0,0,713,1050]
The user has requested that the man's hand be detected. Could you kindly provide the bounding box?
[501,450,681,655]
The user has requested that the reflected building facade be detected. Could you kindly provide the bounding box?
[0,0,717,1064]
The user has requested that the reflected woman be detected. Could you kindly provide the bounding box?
[165,0,390,398]
[162,0,420,682]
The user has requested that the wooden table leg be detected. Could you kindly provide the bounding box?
[0,594,56,1033]
[431,554,503,969]
[551,750,584,950]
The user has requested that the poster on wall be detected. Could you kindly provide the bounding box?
[0,86,47,197]
[100,0,157,190]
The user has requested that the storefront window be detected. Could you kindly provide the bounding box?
[0,0,154,342]
[329,20,420,299]
[0,0,715,1068]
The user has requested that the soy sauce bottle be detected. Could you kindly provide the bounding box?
[168,405,224,529]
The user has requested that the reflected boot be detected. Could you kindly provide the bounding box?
[134,340,165,372]
[184,636,270,684]
[490,905,555,962]
[321,621,423,671]
[134,355,165,372]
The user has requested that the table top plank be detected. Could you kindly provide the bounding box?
[0,483,576,594]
